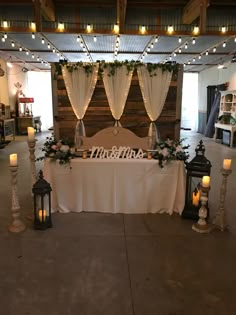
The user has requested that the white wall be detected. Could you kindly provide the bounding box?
[27,71,53,131]
[7,63,28,111]
[0,59,9,105]
[198,63,236,133]
[181,73,198,131]
[198,63,236,111]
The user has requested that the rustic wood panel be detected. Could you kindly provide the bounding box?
[52,65,183,141]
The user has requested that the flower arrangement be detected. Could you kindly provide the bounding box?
[152,138,190,168]
[36,136,75,164]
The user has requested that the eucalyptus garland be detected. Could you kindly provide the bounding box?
[54,60,178,80]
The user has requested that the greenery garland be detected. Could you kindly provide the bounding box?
[54,60,178,80]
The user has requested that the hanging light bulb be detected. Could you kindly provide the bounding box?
[32,32,35,39]
[77,36,80,42]
[178,37,182,43]
[178,48,182,53]
[52,48,56,53]
[213,47,216,53]
[3,20,8,28]
[1,36,5,42]
[58,22,64,31]
[19,47,23,51]
[185,43,188,49]
[26,51,29,55]
[32,54,35,59]
[114,23,119,33]
[193,25,199,35]
[167,25,174,34]
[41,38,45,44]
[47,43,51,49]
[205,50,209,56]
[222,41,226,48]
[141,25,146,34]
[4,33,7,39]
[11,41,15,47]
[154,36,158,43]
[93,35,97,42]
[86,24,92,32]
[150,43,154,49]
[192,38,196,44]
[198,55,201,59]
[221,26,226,33]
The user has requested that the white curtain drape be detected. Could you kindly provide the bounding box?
[103,65,133,124]
[137,65,173,148]
[62,64,98,147]
[62,64,98,120]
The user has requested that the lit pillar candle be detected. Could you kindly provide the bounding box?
[223,159,231,170]
[9,153,18,166]
[202,176,210,187]
[38,209,47,222]
[192,189,200,207]
[27,127,35,141]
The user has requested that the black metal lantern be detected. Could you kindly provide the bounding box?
[32,170,52,230]
[182,140,212,220]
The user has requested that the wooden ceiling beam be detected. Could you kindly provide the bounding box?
[40,0,55,21]
[117,0,127,33]
[182,0,209,25]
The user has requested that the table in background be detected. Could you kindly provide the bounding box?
[16,116,42,134]
[44,159,186,215]
[214,122,236,147]
[0,118,15,141]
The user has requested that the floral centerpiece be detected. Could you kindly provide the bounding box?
[152,138,190,168]
[36,136,75,164]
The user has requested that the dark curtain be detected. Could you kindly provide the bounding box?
[204,83,227,138]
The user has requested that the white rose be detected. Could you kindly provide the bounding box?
[70,147,75,154]
[60,145,70,152]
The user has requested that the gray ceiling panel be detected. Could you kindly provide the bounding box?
[118,35,152,52]
[82,34,115,52]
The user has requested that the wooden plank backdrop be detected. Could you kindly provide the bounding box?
[52,65,183,142]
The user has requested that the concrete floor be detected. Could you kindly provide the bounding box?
[0,131,236,315]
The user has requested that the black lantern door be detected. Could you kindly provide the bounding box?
[32,170,52,230]
[182,140,212,220]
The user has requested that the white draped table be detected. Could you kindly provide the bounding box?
[43,159,186,215]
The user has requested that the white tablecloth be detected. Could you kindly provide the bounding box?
[44,159,186,215]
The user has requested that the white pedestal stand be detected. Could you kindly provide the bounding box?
[212,168,232,231]
[8,165,26,233]
[192,185,211,233]
[27,139,37,186]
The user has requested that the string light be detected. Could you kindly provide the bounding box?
[141,25,146,34]
[205,51,209,56]
[93,35,97,42]
[221,26,226,33]
[167,25,174,34]
[4,33,7,39]
[222,41,226,48]
[213,47,216,53]
[193,25,199,35]
[32,33,35,39]
[58,22,64,31]
[11,41,15,47]
[114,23,119,33]
[185,43,188,49]
[154,36,158,43]
[178,37,182,43]
[3,20,8,28]
[41,38,45,44]
[192,38,196,44]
